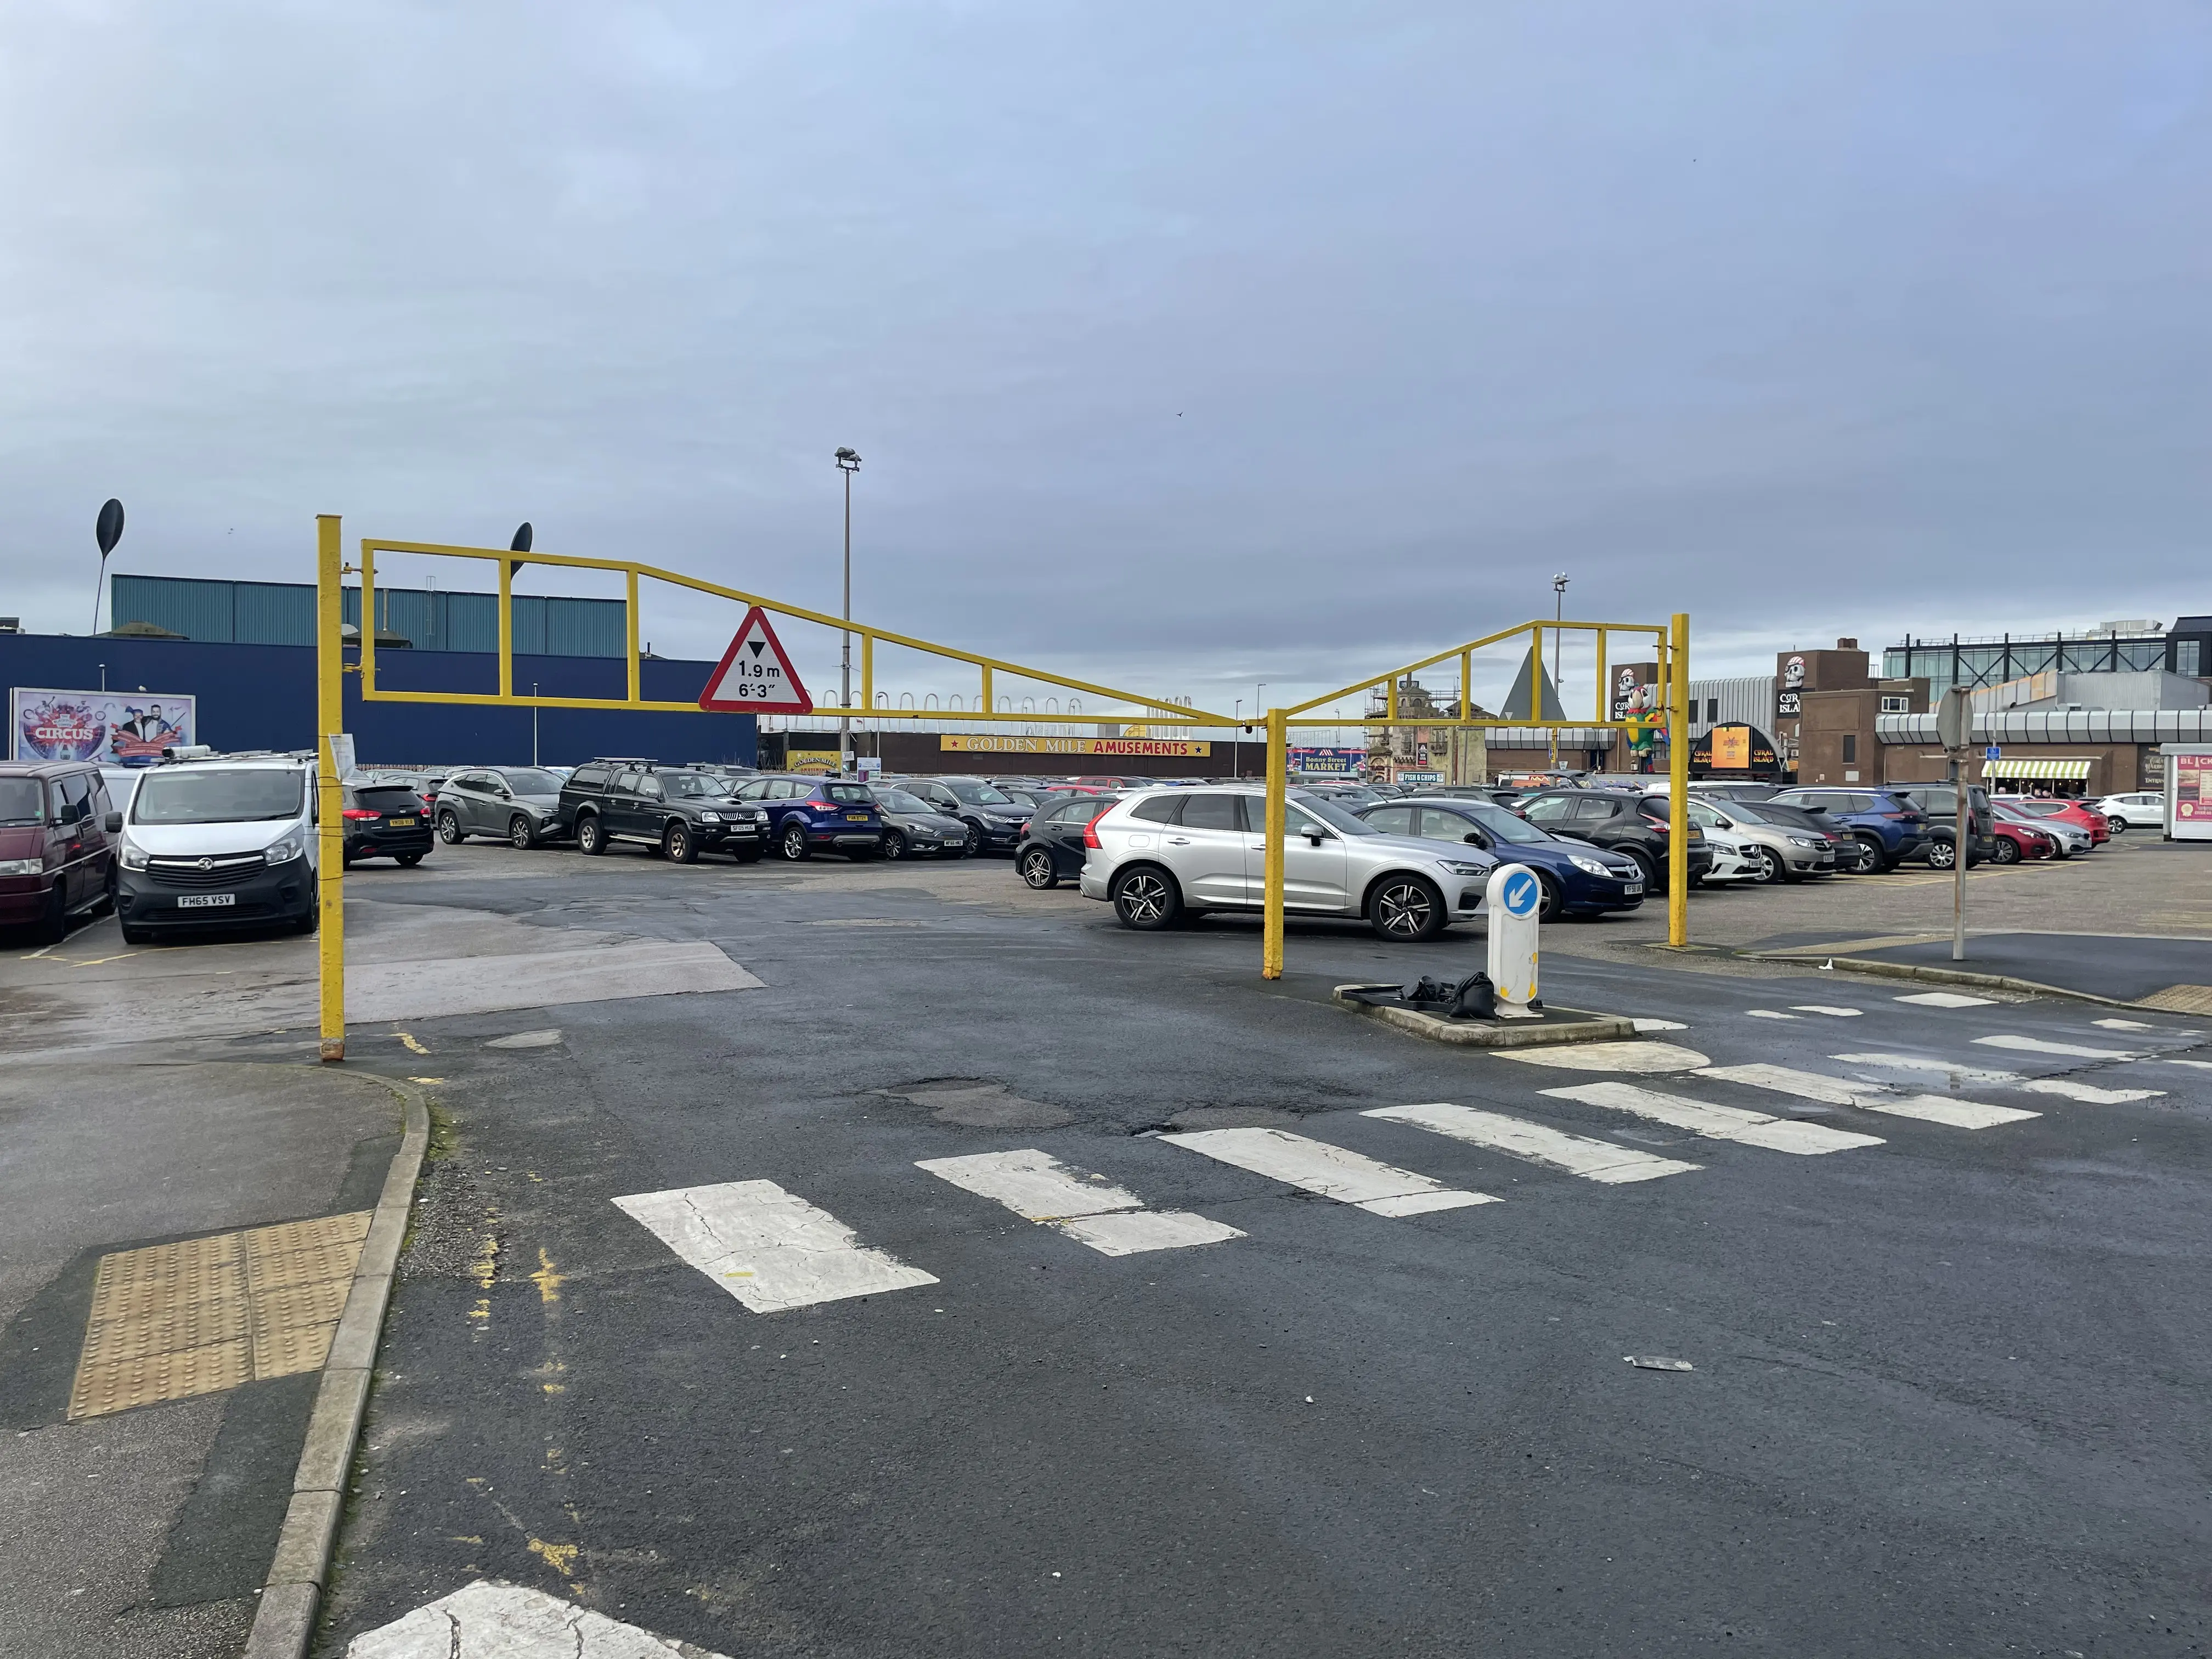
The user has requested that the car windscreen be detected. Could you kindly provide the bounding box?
[877,790,930,814]
[1294,795,1383,837]
[946,781,1012,805]
[660,772,725,798]
[0,779,45,826]
[1452,802,1554,845]
[498,769,565,795]
[823,784,873,805]
[133,769,305,825]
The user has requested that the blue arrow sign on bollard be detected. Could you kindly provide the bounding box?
[1486,862,1543,1015]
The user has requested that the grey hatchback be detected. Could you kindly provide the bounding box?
[435,766,570,849]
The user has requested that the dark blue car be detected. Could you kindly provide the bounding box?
[1357,796,1646,920]
[1768,787,1927,873]
[728,773,884,861]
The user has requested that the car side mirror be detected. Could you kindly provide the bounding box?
[104,811,123,833]
[1304,830,1326,846]
[1716,817,1734,830]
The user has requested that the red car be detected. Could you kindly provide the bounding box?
[1995,796,2109,845]
[1988,817,2057,865]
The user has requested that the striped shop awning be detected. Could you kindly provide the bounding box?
[1982,757,2092,780]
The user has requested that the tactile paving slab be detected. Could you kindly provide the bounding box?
[69,1211,373,1420]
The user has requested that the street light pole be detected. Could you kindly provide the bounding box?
[1255,683,1266,778]
[835,448,861,775]
[1234,698,1243,779]
[1550,573,1568,771]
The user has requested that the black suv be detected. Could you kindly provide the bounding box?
[1016,793,1123,888]
[881,776,1030,855]
[1887,783,1995,869]
[560,759,771,863]
[1515,788,1711,890]
[341,781,434,866]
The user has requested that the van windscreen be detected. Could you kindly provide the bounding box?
[133,770,306,825]
[0,780,44,826]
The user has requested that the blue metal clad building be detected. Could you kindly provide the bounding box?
[4,631,755,768]
[110,574,629,658]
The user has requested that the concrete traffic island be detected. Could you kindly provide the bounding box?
[1332,985,1637,1048]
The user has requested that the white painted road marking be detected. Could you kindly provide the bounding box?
[613,1180,938,1313]
[1699,1064,2039,1130]
[1366,1102,1700,1183]
[1831,1052,2025,1087]
[1894,991,1997,1008]
[2095,1018,2155,1030]
[1491,1040,1710,1074]
[348,1579,730,1657]
[2019,1079,2166,1104]
[1974,1034,2139,1060]
[1632,1018,1688,1032]
[916,1149,1243,1255]
[1790,1005,1863,1017]
[2166,1058,2212,1071]
[1160,1128,1497,1216]
[1744,1009,1797,1020]
[1541,1081,1884,1155]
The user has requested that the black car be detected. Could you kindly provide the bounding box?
[1017,793,1123,888]
[341,781,434,867]
[889,776,1030,855]
[1514,788,1711,891]
[868,785,970,860]
[1888,783,1996,868]
[560,759,772,862]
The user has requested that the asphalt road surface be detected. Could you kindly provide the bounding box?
[312,849,2212,1657]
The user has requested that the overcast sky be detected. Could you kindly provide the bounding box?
[3,1,2207,719]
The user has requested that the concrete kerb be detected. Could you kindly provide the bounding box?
[1333,985,1637,1047]
[242,1075,431,1659]
[1741,951,2139,1009]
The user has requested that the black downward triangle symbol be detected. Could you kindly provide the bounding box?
[749,639,765,657]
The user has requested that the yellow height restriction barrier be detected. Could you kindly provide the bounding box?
[311,516,1234,1060]
[1257,613,1691,980]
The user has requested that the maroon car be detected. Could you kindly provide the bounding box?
[0,760,120,943]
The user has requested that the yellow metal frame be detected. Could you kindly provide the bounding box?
[312,521,1689,1053]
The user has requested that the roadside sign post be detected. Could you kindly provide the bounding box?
[315,515,346,1063]
[1486,863,1542,1015]
[1666,612,1689,943]
[1938,688,1972,962]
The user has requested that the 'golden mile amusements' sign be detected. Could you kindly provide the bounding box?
[939,736,1213,757]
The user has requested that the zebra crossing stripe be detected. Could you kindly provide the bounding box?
[1790,1005,1863,1017]
[1160,1127,1498,1216]
[1699,1063,2038,1130]
[2019,1079,2165,1104]
[1831,1052,2024,1087]
[347,1579,729,1656]
[1974,1035,2140,1060]
[915,1149,1243,1255]
[1894,991,1997,1007]
[1365,1102,1701,1183]
[612,1179,938,1313]
[1539,1081,1884,1155]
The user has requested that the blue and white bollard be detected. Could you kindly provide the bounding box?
[1486,862,1542,1018]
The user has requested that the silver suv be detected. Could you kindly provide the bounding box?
[1078,787,1497,940]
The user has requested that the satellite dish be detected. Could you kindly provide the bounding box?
[510,522,533,553]
[97,499,125,555]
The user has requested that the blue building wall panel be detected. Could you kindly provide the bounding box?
[3,634,754,768]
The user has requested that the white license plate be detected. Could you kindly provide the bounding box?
[1623,882,1644,896]
[387,817,416,827]
[177,893,235,909]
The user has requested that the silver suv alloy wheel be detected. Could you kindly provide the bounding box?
[1370,877,1438,940]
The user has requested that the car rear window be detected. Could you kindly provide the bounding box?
[822,784,872,804]
[569,765,609,788]
[353,787,423,811]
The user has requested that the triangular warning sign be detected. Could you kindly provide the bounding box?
[699,607,814,713]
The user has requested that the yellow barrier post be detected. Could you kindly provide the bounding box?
[1667,610,1690,947]
[316,515,346,1062]
[1262,707,1288,980]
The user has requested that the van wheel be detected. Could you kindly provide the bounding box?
[1369,874,1446,941]
[1020,847,1059,889]
[34,884,68,945]
[95,865,118,916]
[296,883,320,933]
[437,810,466,844]
[577,815,608,856]
[1111,866,1180,930]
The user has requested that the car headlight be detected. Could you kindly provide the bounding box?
[698,811,721,823]
[0,857,42,876]
[120,843,149,870]
[266,836,304,864]
[1441,860,1488,876]
[1788,836,1818,847]
[1568,855,1612,877]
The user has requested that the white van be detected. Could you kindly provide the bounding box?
[108,752,319,944]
